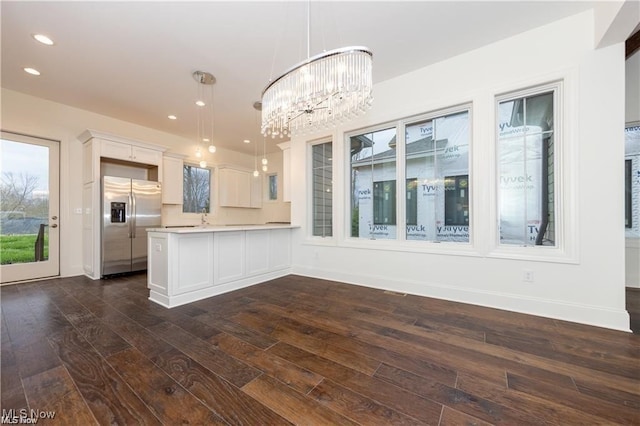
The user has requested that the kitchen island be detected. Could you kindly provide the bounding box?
[146,224,297,308]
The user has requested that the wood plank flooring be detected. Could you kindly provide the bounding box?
[1,273,639,425]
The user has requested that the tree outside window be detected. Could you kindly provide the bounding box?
[183,164,210,213]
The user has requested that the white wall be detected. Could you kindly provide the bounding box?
[1,89,288,277]
[288,11,631,331]
[260,150,292,224]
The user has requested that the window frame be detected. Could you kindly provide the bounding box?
[347,123,399,240]
[309,138,334,239]
[267,173,278,201]
[402,107,472,243]
[495,84,558,248]
[487,79,579,263]
[626,159,632,229]
[344,105,472,245]
[182,162,214,215]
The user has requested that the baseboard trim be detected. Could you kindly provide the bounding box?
[292,266,631,332]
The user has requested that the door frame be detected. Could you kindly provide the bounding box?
[0,131,60,284]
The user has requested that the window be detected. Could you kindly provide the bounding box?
[406,178,418,226]
[268,174,278,201]
[444,175,469,226]
[626,159,632,228]
[497,87,556,246]
[312,142,332,237]
[182,164,211,213]
[626,124,640,234]
[405,110,470,242]
[373,180,396,225]
[350,127,397,239]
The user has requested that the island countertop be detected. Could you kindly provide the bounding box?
[147,224,298,234]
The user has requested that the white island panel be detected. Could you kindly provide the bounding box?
[215,231,245,284]
[175,233,214,294]
[269,228,291,270]
[246,230,270,276]
[147,225,296,308]
[148,233,168,298]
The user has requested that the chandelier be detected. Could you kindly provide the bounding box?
[260,4,373,138]
[193,70,216,167]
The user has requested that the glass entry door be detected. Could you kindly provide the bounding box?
[0,131,60,283]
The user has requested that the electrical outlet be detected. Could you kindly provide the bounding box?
[523,269,534,283]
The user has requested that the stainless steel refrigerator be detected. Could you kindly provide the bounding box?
[102,176,161,276]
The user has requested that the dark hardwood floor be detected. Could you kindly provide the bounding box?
[1,273,639,425]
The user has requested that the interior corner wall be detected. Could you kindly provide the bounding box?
[0,89,271,277]
[288,10,630,331]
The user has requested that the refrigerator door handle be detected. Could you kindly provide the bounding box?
[127,192,133,238]
[131,192,137,238]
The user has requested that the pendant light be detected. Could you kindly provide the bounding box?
[253,101,261,177]
[193,71,217,167]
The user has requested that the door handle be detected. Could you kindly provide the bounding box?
[51,216,58,220]
[131,192,137,238]
[51,224,58,228]
[127,193,133,238]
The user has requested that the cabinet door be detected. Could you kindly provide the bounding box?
[162,157,183,204]
[219,168,237,207]
[132,146,162,165]
[101,140,162,166]
[237,171,251,207]
[219,168,251,207]
[101,140,132,161]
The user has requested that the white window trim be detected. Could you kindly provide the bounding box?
[487,78,579,264]
[265,172,278,203]
[307,137,335,241]
[342,105,475,250]
[182,161,215,217]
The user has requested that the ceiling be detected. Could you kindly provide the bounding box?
[1,1,597,155]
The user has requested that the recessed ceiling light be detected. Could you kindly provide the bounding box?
[195,100,205,107]
[168,115,177,120]
[23,67,41,76]
[243,139,250,144]
[32,34,54,46]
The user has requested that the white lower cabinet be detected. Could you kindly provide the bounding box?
[147,226,293,308]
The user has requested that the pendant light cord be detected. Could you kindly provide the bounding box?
[306,0,310,59]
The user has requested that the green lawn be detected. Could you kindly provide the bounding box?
[0,234,49,265]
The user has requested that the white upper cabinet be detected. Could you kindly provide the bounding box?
[162,155,184,204]
[219,167,262,208]
[101,139,162,165]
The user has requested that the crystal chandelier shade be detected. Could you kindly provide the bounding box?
[261,46,373,138]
